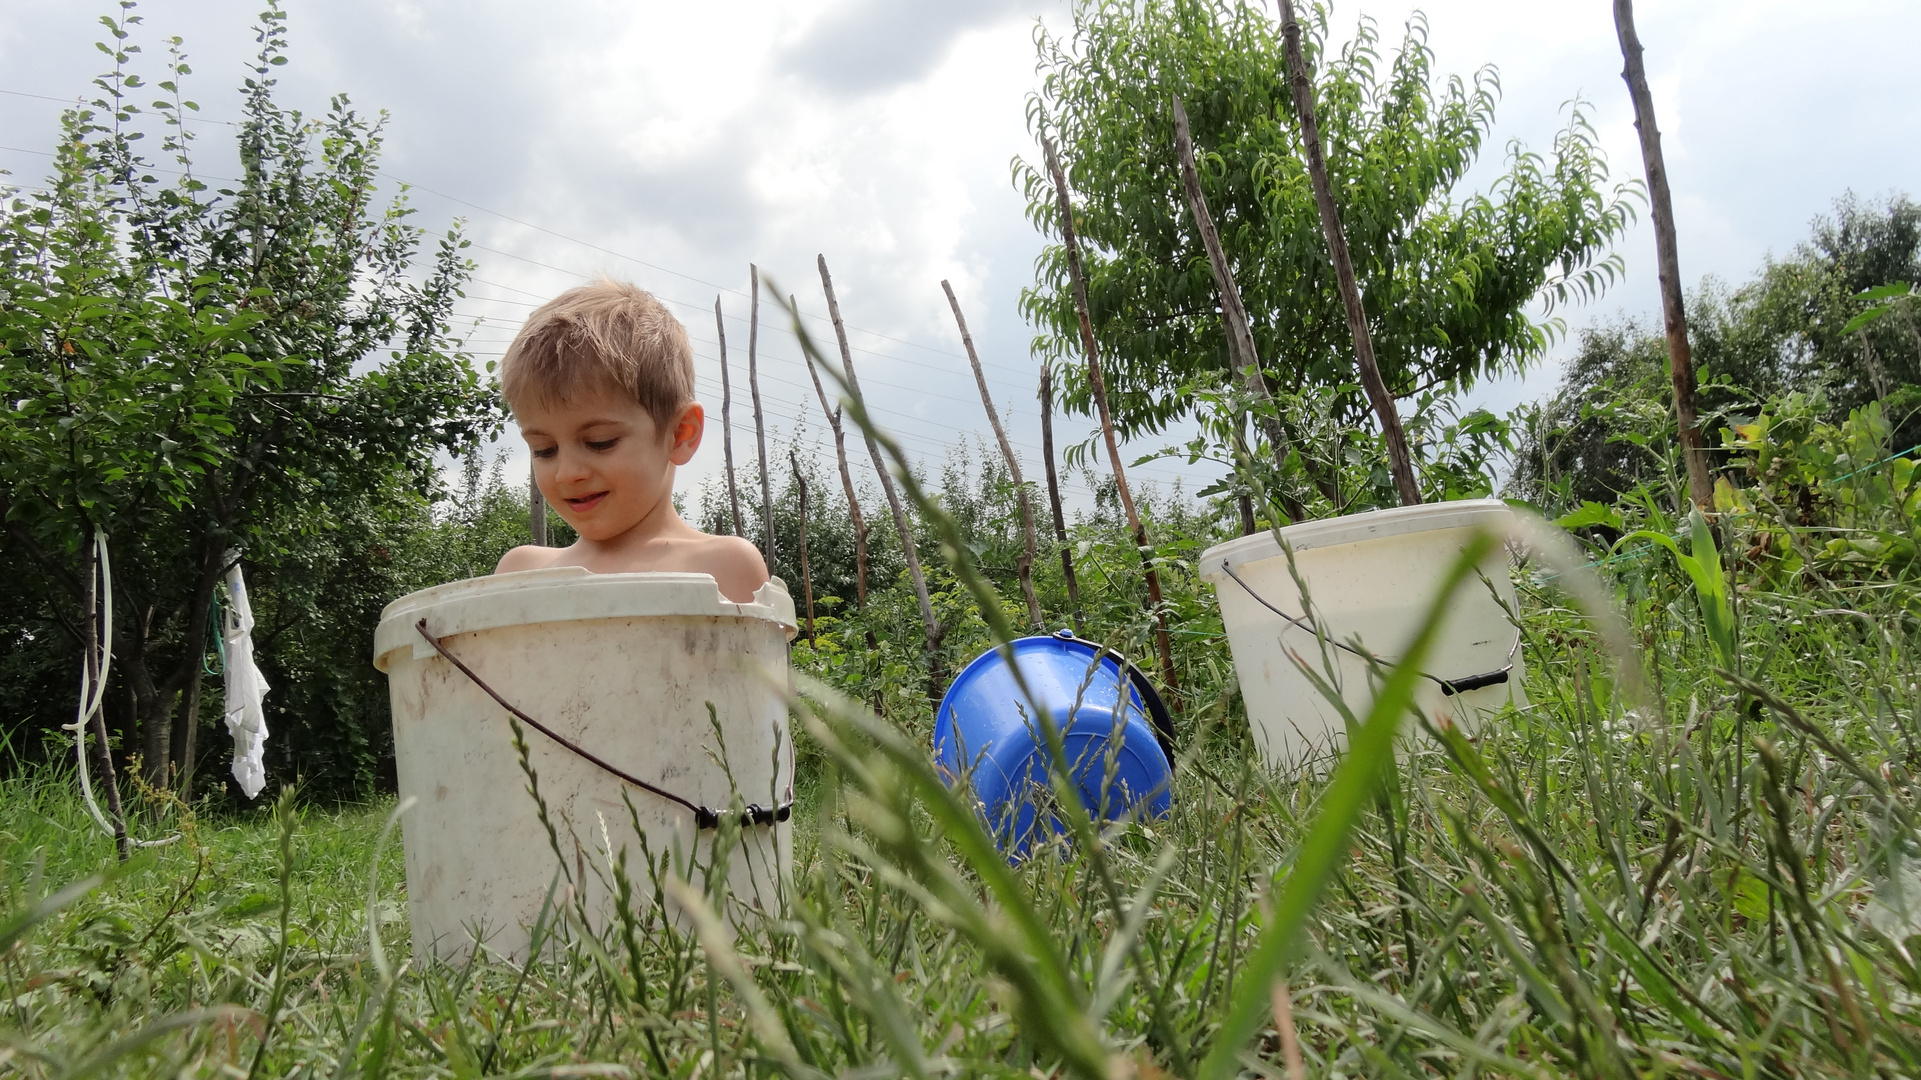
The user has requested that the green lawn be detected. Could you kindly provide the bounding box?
[5,518,1921,1079]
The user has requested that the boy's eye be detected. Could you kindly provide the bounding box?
[531,446,557,459]
[586,438,620,452]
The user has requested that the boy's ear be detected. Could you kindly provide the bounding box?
[668,401,704,466]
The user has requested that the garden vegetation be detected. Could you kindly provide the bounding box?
[4,2,1921,1078]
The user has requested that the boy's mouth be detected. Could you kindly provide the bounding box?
[566,491,609,513]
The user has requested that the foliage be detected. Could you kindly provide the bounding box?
[9,7,1921,1079]
[7,417,1921,1075]
[1156,374,1513,522]
[1509,317,1675,511]
[1717,394,1921,582]
[1515,192,1921,516]
[1702,192,1921,416]
[1018,0,1633,484]
[0,4,501,793]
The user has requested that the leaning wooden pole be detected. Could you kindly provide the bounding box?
[715,297,744,537]
[1039,366,1083,633]
[801,345,870,620]
[1171,95,1312,523]
[1042,137,1181,710]
[790,450,815,644]
[748,265,776,571]
[818,255,945,694]
[943,280,1043,629]
[1277,0,1421,507]
[1614,0,1714,512]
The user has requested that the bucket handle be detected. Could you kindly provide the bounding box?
[1217,560,1520,698]
[1049,630,1177,763]
[414,620,792,830]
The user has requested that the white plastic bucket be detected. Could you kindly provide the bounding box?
[373,567,797,960]
[1199,499,1526,771]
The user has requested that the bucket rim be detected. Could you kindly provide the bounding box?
[1199,498,1513,581]
[373,568,796,670]
[935,632,1175,770]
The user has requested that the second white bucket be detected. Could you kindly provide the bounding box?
[1199,499,1526,771]
[373,568,797,961]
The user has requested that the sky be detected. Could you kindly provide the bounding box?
[3,0,1917,515]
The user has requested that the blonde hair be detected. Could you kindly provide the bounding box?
[499,279,695,426]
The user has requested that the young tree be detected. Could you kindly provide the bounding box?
[1020,0,1633,506]
[0,5,499,794]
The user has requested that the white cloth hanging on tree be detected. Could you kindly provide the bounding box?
[222,552,270,799]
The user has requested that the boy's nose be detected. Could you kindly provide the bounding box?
[555,449,593,485]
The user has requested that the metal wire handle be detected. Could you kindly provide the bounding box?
[414,619,792,829]
[1217,560,1520,697]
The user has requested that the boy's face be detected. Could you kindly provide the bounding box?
[514,379,703,543]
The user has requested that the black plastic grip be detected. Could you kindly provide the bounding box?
[1437,669,1510,697]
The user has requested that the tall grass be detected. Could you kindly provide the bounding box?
[6,367,1921,1077]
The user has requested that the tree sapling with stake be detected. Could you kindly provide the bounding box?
[1042,136,1180,710]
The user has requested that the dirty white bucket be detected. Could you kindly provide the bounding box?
[1199,499,1526,771]
[373,567,797,961]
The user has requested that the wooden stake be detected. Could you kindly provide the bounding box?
[1614,0,1714,511]
[1171,95,1313,522]
[1277,0,1422,507]
[528,460,548,546]
[790,450,815,644]
[801,349,870,610]
[748,265,776,571]
[943,280,1043,629]
[818,254,946,694]
[1039,366,1083,633]
[1042,137,1181,711]
[715,297,744,537]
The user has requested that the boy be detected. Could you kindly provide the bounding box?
[493,280,769,603]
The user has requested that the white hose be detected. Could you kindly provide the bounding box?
[63,529,178,849]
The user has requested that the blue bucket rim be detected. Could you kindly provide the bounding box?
[936,630,1175,770]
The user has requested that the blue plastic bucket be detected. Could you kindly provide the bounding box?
[934,631,1174,855]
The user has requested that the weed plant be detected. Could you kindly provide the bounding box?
[7,372,1921,1078]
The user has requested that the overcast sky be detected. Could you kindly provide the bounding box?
[3,0,1916,513]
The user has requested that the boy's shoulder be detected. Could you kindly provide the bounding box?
[689,531,770,603]
[494,543,561,576]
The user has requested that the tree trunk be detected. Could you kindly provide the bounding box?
[528,461,547,546]
[121,603,170,789]
[1042,137,1182,711]
[174,647,204,798]
[790,450,815,644]
[1171,96,1314,522]
[1039,366,1083,634]
[943,280,1043,629]
[1277,0,1422,507]
[817,254,946,695]
[716,296,745,537]
[1613,0,1714,511]
[748,266,776,571]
